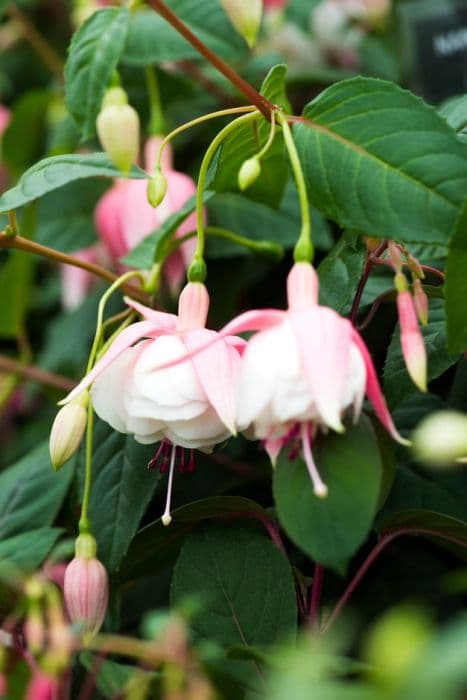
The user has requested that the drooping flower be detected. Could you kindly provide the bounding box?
[63,283,246,523]
[201,262,409,496]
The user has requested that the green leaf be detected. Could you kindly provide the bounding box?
[120,496,269,582]
[0,153,147,213]
[35,179,108,253]
[317,233,367,314]
[2,90,51,174]
[65,8,130,140]
[0,442,73,539]
[446,198,467,354]
[384,300,458,408]
[273,417,382,574]
[122,2,247,67]
[212,65,290,207]
[84,420,162,572]
[0,528,62,570]
[439,94,467,143]
[294,77,467,245]
[0,248,34,338]
[121,191,214,269]
[171,524,297,649]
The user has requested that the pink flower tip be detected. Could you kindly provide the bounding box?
[397,291,427,392]
[64,536,108,641]
[286,262,319,311]
[177,282,210,331]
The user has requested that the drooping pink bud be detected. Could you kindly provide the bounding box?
[286,262,319,311]
[388,241,403,273]
[96,87,140,174]
[177,282,210,331]
[64,534,108,641]
[397,290,427,392]
[413,279,429,326]
[25,671,59,700]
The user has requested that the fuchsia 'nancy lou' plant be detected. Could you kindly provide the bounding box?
[1,0,467,698]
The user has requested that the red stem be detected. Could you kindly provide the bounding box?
[309,563,325,627]
[147,0,274,119]
[323,527,467,632]
[350,241,388,325]
[371,257,445,282]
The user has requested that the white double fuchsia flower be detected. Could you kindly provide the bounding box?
[206,262,409,496]
[64,283,246,523]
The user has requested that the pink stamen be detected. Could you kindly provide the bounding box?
[162,445,176,526]
[300,423,328,498]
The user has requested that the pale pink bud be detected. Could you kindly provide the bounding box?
[177,283,210,331]
[238,157,261,190]
[220,0,263,47]
[96,87,140,174]
[49,392,89,471]
[286,262,319,311]
[413,279,429,326]
[64,534,108,640]
[397,290,427,392]
[25,671,59,700]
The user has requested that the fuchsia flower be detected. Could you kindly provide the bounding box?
[95,135,198,291]
[64,283,246,523]
[64,558,108,639]
[211,262,408,496]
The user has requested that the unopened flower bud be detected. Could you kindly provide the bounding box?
[397,290,427,392]
[24,603,45,655]
[25,670,59,700]
[413,411,467,467]
[49,392,89,471]
[220,0,263,47]
[64,534,108,641]
[238,156,261,190]
[147,168,167,208]
[363,236,381,253]
[413,279,429,325]
[388,241,403,273]
[96,87,140,174]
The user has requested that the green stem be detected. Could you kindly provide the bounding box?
[159,227,283,261]
[86,270,145,375]
[189,111,262,282]
[278,113,313,263]
[256,109,276,160]
[79,403,94,535]
[156,106,256,171]
[145,66,166,136]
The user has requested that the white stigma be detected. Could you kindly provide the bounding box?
[161,445,176,527]
[301,423,328,498]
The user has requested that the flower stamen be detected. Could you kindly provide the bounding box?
[162,445,177,527]
[300,422,328,498]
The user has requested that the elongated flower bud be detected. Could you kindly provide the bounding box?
[413,410,467,467]
[64,534,108,642]
[238,156,261,190]
[397,290,427,392]
[25,671,59,700]
[49,392,89,471]
[220,0,263,47]
[147,168,167,208]
[96,87,140,174]
[413,279,429,325]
